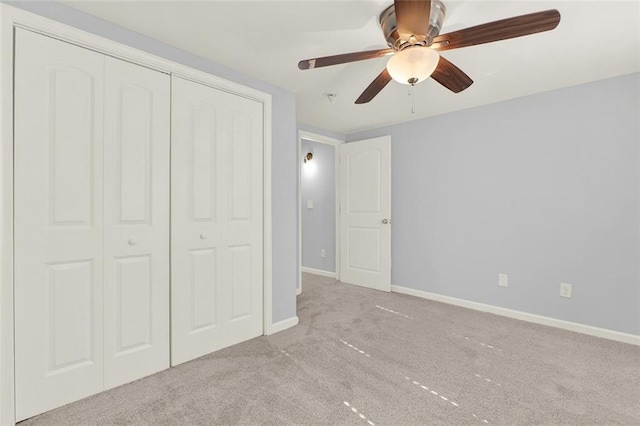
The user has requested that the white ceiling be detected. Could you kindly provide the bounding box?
[62,0,640,134]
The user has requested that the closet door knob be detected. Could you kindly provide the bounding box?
[128,238,139,246]
[200,233,207,240]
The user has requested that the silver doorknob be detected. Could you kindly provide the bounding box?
[381,219,389,224]
[200,233,207,240]
[128,237,139,245]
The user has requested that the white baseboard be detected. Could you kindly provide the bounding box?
[301,266,336,279]
[296,286,302,296]
[266,316,299,335]
[391,285,640,346]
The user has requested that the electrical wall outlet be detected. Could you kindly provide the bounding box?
[320,249,326,258]
[560,282,572,298]
[498,273,509,287]
[306,200,314,209]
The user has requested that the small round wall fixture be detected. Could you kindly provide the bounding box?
[304,152,313,163]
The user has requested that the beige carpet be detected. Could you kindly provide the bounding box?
[22,273,640,425]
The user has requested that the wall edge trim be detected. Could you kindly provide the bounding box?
[391,285,640,346]
[266,316,299,335]
[301,267,337,279]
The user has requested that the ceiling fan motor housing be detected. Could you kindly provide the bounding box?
[379,0,446,50]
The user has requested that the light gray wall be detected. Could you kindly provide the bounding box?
[301,139,336,273]
[348,73,640,335]
[8,0,298,322]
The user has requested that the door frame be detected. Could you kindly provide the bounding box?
[297,130,344,295]
[0,5,274,425]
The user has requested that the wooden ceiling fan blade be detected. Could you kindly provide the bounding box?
[355,69,392,104]
[433,9,561,51]
[394,0,431,38]
[430,56,473,93]
[298,48,394,70]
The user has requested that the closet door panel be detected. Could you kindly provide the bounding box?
[14,29,105,421]
[103,56,170,389]
[221,97,263,344]
[171,77,263,365]
[171,77,224,364]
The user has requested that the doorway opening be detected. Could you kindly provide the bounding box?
[297,131,343,295]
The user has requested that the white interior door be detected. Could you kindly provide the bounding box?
[103,56,170,389]
[14,29,106,421]
[339,136,391,292]
[171,77,264,366]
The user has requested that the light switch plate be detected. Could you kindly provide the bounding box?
[307,200,313,209]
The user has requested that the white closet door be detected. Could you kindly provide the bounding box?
[171,77,263,365]
[14,29,105,421]
[103,57,170,389]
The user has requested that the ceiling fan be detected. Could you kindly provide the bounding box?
[298,0,561,104]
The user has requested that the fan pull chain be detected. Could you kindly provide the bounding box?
[408,87,415,114]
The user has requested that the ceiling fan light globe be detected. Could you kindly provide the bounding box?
[386,47,440,85]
